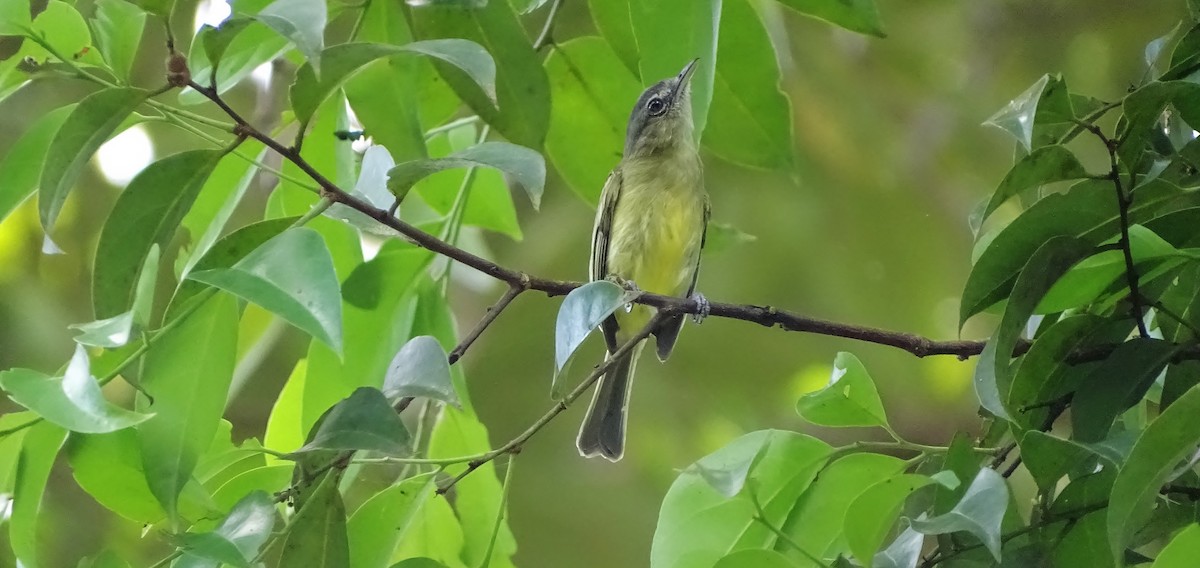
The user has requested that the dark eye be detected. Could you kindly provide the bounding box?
[646,97,666,116]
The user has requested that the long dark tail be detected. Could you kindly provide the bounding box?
[576,342,642,461]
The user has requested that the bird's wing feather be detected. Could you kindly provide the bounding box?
[592,169,623,353]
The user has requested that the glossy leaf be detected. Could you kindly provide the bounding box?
[139,293,238,521]
[256,0,326,72]
[909,469,1008,562]
[409,0,550,148]
[196,18,254,67]
[189,228,344,353]
[844,474,935,565]
[1055,512,1116,568]
[177,491,276,568]
[77,551,133,568]
[588,0,639,74]
[347,473,437,568]
[630,0,719,138]
[387,141,545,209]
[414,125,523,239]
[39,87,146,235]
[0,346,151,433]
[295,387,411,456]
[651,431,833,568]
[976,235,1090,420]
[1007,314,1110,431]
[1038,225,1185,313]
[291,40,495,126]
[960,179,1200,325]
[796,351,889,428]
[278,471,350,568]
[0,0,30,33]
[9,422,67,568]
[1017,431,1095,491]
[182,21,289,104]
[179,140,269,278]
[776,0,886,37]
[713,549,799,568]
[543,37,642,203]
[91,0,144,81]
[553,280,639,389]
[781,453,905,561]
[704,0,794,169]
[95,150,223,319]
[1153,524,1200,568]
[0,104,73,223]
[981,145,1089,222]
[169,216,299,322]
[1108,383,1200,562]
[873,525,923,568]
[1072,338,1181,442]
[983,74,1073,152]
[383,336,457,406]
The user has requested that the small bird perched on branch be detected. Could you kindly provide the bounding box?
[577,59,711,461]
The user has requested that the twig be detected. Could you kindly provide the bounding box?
[1077,119,1150,338]
[435,312,667,495]
[533,0,566,51]
[448,279,528,364]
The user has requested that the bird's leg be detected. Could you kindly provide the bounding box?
[689,292,710,324]
[604,275,640,313]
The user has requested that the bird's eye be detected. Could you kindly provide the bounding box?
[646,97,666,116]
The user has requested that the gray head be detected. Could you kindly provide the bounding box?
[624,59,698,158]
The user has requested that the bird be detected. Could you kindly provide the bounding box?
[576,59,711,461]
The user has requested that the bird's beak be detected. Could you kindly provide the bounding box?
[677,58,699,86]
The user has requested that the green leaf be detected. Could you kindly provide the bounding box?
[0,346,151,433]
[178,140,269,278]
[1017,431,1095,491]
[960,178,1200,325]
[0,0,30,34]
[796,352,889,428]
[278,471,350,568]
[1071,338,1181,442]
[1038,225,1186,314]
[387,141,545,209]
[704,0,794,169]
[775,0,886,37]
[588,0,639,75]
[177,491,276,568]
[412,125,523,239]
[780,453,905,562]
[77,550,133,568]
[1153,524,1200,568]
[409,0,550,148]
[0,104,74,223]
[39,87,146,236]
[256,0,326,72]
[975,235,1091,420]
[208,464,292,514]
[983,74,1073,152]
[981,145,1090,223]
[650,431,833,568]
[391,559,452,568]
[196,18,255,68]
[94,150,223,319]
[1108,383,1200,562]
[873,525,924,568]
[630,0,719,138]
[909,469,1008,562]
[91,0,145,81]
[705,221,758,254]
[182,21,289,104]
[1054,512,1115,568]
[543,36,643,203]
[553,280,639,390]
[130,0,170,18]
[383,336,457,406]
[347,473,437,568]
[9,422,67,568]
[713,549,800,568]
[22,1,94,61]
[168,216,299,322]
[189,227,344,354]
[844,474,935,566]
[138,293,238,522]
[1007,314,1113,431]
[291,40,495,127]
[294,387,410,456]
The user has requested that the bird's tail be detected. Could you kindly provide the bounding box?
[576,341,643,461]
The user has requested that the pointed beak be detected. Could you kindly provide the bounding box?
[677,58,699,86]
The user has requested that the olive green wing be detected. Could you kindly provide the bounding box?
[591,169,623,353]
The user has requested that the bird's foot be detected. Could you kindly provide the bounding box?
[605,275,641,294]
[690,292,710,324]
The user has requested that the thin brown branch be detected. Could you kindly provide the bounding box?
[436,312,667,495]
[448,279,528,365]
[185,79,1200,367]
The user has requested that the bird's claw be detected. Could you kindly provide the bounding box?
[690,292,710,324]
[606,275,640,294]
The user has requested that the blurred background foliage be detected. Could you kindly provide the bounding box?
[0,0,1190,566]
